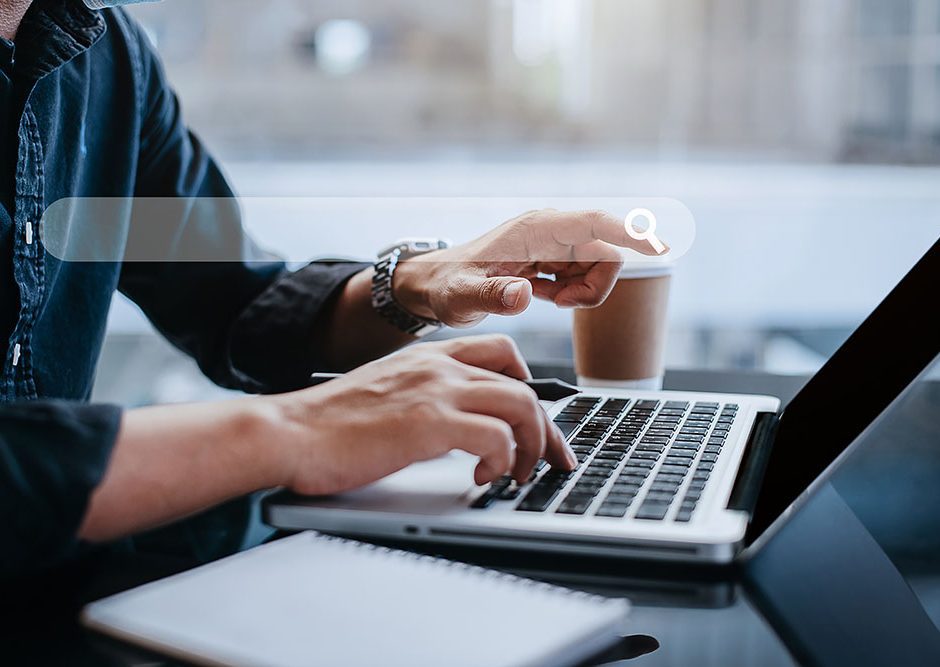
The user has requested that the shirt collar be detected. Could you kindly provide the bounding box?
[14,0,107,82]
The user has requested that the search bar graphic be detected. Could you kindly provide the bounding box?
[624,208,667,255]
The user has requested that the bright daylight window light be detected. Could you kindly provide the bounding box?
[512,0,592,116]
[512,0,554,66]
[315,19,372,76]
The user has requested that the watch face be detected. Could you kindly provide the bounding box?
[378,238,452,259]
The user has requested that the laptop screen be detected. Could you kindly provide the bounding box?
[748,236,940,543]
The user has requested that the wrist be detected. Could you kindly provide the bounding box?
[390,256,439,320]
[236,397,302,489]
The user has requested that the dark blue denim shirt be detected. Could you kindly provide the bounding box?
[0,0,366,578]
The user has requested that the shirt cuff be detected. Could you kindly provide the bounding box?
[228,261,370,393]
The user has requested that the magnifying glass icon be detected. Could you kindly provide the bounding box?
[624,208,667,255]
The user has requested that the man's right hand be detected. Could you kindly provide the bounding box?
[271,335,576,495]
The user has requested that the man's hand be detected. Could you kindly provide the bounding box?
[81,334,573,543]
[274,335,575,495]
[393,209,666,327]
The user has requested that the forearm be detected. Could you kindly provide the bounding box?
[79,398,287,542]
[318,267,421,370]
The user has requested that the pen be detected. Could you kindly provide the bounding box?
[308,372,581,402]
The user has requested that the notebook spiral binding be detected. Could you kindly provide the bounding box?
[314,532,612,605]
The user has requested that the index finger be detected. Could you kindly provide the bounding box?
[545,209,667,256]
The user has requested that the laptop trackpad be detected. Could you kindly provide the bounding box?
[310,451,479,515]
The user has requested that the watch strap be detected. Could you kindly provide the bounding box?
[371,248,442,337]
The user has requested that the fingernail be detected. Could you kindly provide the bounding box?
[502,281,526,308]
[564,443,577,468]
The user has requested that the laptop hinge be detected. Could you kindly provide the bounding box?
[727,411,779,516]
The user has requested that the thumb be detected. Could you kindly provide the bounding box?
[474,277,532,316]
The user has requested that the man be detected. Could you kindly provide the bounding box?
[0,0,654,577]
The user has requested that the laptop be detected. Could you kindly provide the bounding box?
[265,238,939,563]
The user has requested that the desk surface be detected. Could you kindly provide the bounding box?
[4,369,939,666]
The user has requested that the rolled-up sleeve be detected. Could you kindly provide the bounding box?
[0,402,122,579]
[228,260,370,392]
[119,16,370,394]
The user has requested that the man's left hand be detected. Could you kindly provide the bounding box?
[393,208,667,327]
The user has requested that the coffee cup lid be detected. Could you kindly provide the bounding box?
[618,258,675,279]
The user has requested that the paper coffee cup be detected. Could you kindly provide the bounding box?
[573,261,674,390]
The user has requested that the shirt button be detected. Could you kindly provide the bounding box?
[12,343,21,368]
[25,221,33,246]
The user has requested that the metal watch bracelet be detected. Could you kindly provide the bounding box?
[370,246,443,338]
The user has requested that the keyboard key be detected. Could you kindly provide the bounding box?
[659,464,689,475]
[704,444,722,454]
[589,417,618,426]
[639,435,671,445]
[556,495,594,515]
[572,483,605,497]
[516,487,562,512]
[649,481,681,493]
[596,503,631,518]
[666,449,695,460]
[671,442,699,451]
[470,476,511,508]
[569,396,601,405]
[645,490,677,503]
[605,435,635,445]
[635,502,671,520]
[580,469,612,480]
[553,420,581,439]
[588,459,619,469]
[571,436,599,446]
[604,484,639,498]
[470,491,497,509]
[616,473,647,485]
[654,472,685,483]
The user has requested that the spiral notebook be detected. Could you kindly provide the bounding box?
[82,532,630,667]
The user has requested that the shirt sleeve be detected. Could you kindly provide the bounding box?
[117,17,368,393]
[0,402,122,580]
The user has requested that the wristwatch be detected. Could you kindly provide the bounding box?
[371,238,452,337]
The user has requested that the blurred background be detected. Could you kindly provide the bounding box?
[100,0,940,405]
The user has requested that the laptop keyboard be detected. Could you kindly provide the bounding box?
[471,396,739,523]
